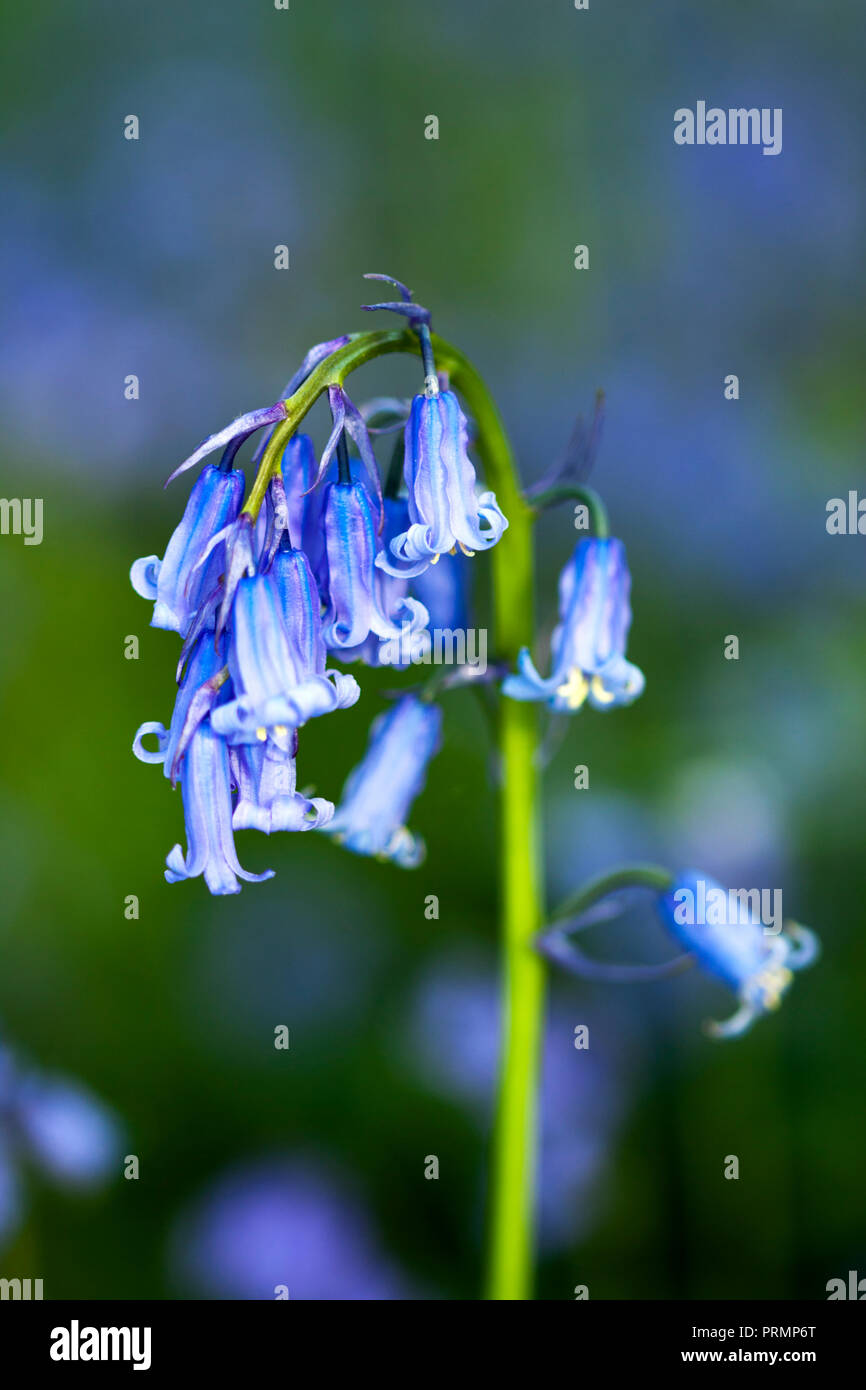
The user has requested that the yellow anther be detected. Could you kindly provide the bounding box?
[590,675,616,706]
[255,727,267,742]
[458,542,475,557]
[555,667,589,709]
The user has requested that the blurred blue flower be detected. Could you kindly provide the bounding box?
[403,957,628,1249]
[170,1158,414,1300]
[0,1045,121,1247]
[504,537,644,712]
[377,390,507,576]
[657,869,820,1038]
[324,696,442,867]
[130,463,245,637]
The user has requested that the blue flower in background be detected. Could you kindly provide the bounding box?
[131,463,245,637]
[0,1045,121,1247]
[504,537,644,712]
[656,870,820,1038]
[170,1158,415,1300]
[324,696,442,867]
[403,957,629,1251]
[377,389,507,576]
[321,478,428,651]
[165,723,274,895]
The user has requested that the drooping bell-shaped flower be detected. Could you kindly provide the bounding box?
[130,463,245,637]
[165,722,274,895]
[133,631,229,784]
[211,546,360,743]
[321,478,428,652]
[230,733,334,834]
[656,870,819,1038]
[503,537,644,712]
[280,433,326,582]
[323,696,442,867]
[376,389,508,577]
[337,496,430,666]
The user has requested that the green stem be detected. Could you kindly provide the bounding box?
[438,348,545,1302]
[249,327,546,1299]
[529,483,610,538]
[548,863,675,925]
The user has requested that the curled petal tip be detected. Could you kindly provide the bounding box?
[785,922,821,969]
[703,1001,761,1041]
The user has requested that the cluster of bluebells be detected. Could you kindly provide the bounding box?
[0,1042,120,1245]
[131,283,506,894]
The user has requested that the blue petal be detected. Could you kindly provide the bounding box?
[166,724,273,895]
[130,555,160,600]
[324,697,442,866]
[150,465,245,636]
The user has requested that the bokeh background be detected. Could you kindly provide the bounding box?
[1,0,864,1299]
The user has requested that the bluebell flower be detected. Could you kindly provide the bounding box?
[231,735,334,834]
[280,433,326,581]
[130,463,244,637]
[133,631,229,784]
[211,547,360,742]
[656,870,820,1038]
[338,497,431,666]
[503,537,645,712]
[165,722,274,894]
[321,479,428,653]
[133,634,274,893]
[376,388,507,576]
[171,1157,415,1300]
[324,696,442,867]
[0,1044,121,1246]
